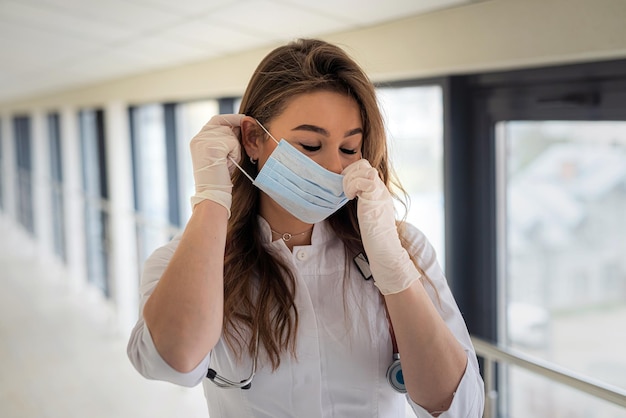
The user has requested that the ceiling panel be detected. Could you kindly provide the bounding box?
[126,0,239,15]
[21,0,186,30]
[115,35,212,67]
[207,0,350,39]
[157,18,268,52]
[0,0,475,104]
[282,0,471,25]
[0,1,132,42]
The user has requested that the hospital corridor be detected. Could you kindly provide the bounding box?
[0,216,207,418]
[2,0,626,417]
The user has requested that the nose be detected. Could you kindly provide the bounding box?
[320,150,344,174]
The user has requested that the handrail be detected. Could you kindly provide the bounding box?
[472,336,626,417]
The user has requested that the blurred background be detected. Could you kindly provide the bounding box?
[1,0,626,417]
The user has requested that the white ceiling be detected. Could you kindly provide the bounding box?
[0,0,472,103]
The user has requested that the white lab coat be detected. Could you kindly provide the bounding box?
[128,217,484,417]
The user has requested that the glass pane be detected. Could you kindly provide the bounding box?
[377,85,445,267]
[175,100,219,225]
[0,118,4,211]
[497,121,626,417]
[131,104,171,263]
[79,110,110,297]
[377,86,445,418]
[506,365,626,418]
[14,116,35,234]
[48,113,67,262]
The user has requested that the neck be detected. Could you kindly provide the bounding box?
[270,226,313,242]
[270,228,312,252]
[260,197,313,239]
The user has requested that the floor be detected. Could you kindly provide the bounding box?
[0,216,208,418]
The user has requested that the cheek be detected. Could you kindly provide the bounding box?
[340,153,362,170]
[257,141,278,168]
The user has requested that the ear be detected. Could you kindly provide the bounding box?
[240,116,264,161]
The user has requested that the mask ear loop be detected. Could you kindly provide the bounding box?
[229,157,254,182]
[229,118,280,181]
[254,119,280,145]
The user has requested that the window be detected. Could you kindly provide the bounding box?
[377,84,445,418]
[13,115,34,234]
[130,99,221,270]
[174,99,219,224]
[0,118,4,210]
[378,85,446,266]
[79,109,110,297]
[48,113,66,263]
[456,59,626,417]
[498,121,626,417]
[130,104,172,265]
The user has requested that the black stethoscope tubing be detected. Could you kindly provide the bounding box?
[207,335,258,390]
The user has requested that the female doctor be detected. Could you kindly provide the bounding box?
[127,38,484,417]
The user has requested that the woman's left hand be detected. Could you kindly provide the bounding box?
[342,159,420,295]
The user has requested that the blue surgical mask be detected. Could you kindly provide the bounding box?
[232,120,349,224]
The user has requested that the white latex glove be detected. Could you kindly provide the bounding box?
[342,159,421,295]
[189,114,243,216]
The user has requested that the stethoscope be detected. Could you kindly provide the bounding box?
[206,334,259,390]
[206,253,406,393]
[354,252,407,394]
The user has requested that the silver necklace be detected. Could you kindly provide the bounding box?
[270,227,313,242]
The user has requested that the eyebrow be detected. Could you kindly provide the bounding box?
[291,124,363,138]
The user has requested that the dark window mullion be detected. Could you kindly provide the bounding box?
[163,103,179,227]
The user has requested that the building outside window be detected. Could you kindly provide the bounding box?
[497,120,626,418]
[377,85,445,267]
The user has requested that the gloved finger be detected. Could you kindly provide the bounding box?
[342,159,371,199]
[211,114,243,140]
[342,158,372,176]
[213,115,243,160]
[207,113,245,128]
[190,134,238,161]
[194,117,243,163]
[342,159,381,199]
[344,174,379,199]
[226,141,241,173]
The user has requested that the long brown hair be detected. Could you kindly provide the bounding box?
[223,39,413,370]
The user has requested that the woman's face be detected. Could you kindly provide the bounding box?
[256,90,364,174]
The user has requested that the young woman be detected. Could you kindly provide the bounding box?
[128,38,484,417]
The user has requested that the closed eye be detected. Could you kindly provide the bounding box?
[301,144,321,152]
[341,148,358,155]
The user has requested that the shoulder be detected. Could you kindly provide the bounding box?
[144,233,183,267]
[139,233,183,290]
[398,222,435,258]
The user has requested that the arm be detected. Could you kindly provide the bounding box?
[139,114,243,373]
[385,281,467,413]
[343,159,484,417]
[143,200,227,373]
[389,228,484,417]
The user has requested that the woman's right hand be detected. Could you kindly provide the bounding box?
[190,114,243,216]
